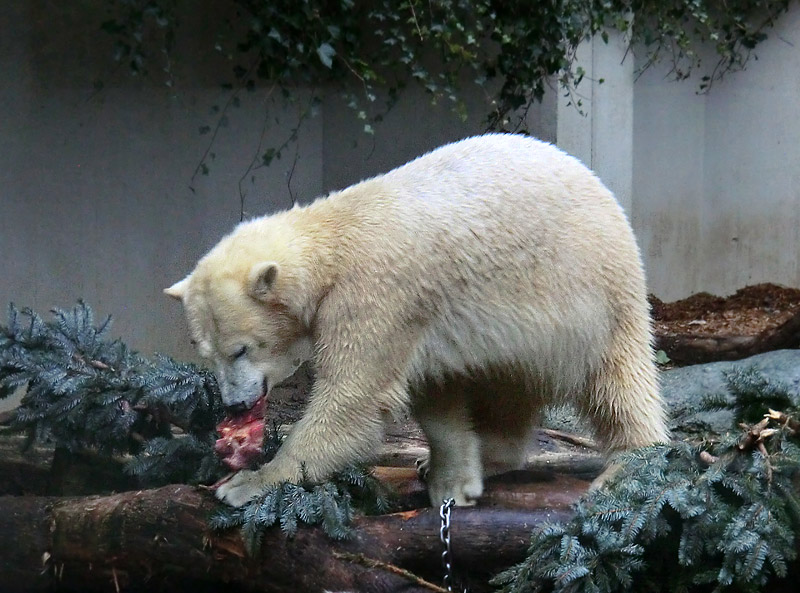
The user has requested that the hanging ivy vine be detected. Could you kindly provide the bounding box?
[101,0,794,177]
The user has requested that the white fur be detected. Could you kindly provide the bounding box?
[167,134,669,507]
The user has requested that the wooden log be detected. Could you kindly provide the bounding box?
[0,431,138,497]
[0,478,583,593]
[375,466,592,511]
[0,420,603,501]
[0,415,595,591]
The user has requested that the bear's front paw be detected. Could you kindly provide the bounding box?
[215,469,268,507]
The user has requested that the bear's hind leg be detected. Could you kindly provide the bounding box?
[413,381,483,507]
[580,332,669,488]
[470,374,541,477]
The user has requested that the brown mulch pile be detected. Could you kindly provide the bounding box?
[650,283,800,364]
[650,283,800,337]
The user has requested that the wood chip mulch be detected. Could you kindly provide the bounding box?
[650,283,800,364]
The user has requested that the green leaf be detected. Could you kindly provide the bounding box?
[262,148,276,166]
[316,42,336,69]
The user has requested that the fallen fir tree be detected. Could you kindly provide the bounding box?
[0,301,225,485]
[2,301,800,592]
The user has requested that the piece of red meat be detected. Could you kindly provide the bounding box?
[213,397,266,472]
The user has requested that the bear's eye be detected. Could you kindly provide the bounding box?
[231,345,247,360]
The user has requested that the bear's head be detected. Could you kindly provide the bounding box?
[165,258,314,414]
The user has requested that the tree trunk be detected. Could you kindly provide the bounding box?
[0,477,583,593]
[0,419,598,592]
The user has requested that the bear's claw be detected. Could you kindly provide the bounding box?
[415,455,430,481]
[214,469,266,507]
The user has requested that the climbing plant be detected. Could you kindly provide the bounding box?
[98,0,795,201]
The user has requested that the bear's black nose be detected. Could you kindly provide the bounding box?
[225,402,249,415]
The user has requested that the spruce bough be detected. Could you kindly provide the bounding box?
[495,372,800,593]
[0,301,392,544]
[0,301,225,485]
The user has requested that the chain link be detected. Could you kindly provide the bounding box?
[439,498,467,592]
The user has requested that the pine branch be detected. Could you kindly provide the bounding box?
[209,462,394,554]
[2,301,395,546]
[0,301,225,486]
[496,367,800,593]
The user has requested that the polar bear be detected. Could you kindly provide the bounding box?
[166,134,668,508]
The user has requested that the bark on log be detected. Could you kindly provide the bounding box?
[0,432,136,497]
[0,478,583,593]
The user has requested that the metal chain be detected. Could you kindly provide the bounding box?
[439,497,467,592]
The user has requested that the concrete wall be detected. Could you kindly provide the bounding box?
[631,58,707,299]
[0,1,323,368]
[554,6,800,301]
[2,0,799,396]
[321,82,557,194]
[630,6,800,301]
[556,30,635,214]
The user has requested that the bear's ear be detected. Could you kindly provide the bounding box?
[164,276,191,301]
[248,262,279,301]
